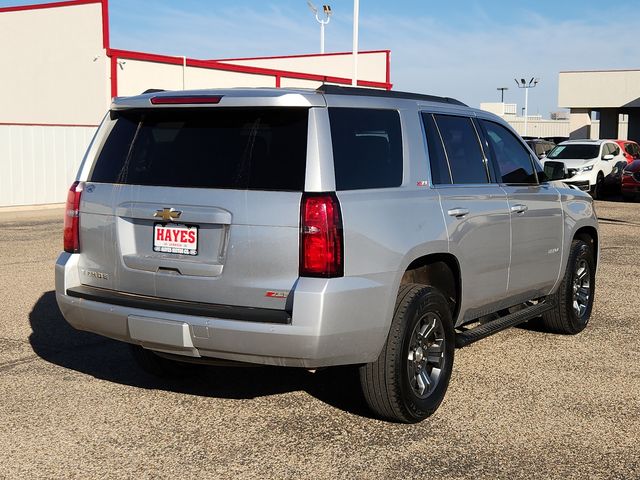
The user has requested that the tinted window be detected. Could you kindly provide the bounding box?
[91,108,308,191]
[480,120,537,184]
[547,144,600,160]
[421,113,451,184]
[609,143,620,156]
[433,115,488,184]
[329,108,403,190]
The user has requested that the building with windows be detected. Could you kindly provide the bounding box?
[0,0,391,207]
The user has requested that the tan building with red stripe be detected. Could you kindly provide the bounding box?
[0,0,391,206]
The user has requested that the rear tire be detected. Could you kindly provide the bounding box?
[359,284,455,423]
[129,344,200,378]
[541,239,595,334]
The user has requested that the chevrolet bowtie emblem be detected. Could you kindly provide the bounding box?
[153,208,182,222]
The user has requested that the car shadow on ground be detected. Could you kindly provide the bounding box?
[29,291,373,418]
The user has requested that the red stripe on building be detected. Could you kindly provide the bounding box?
[0,0,101,13]
[108,48,392,90]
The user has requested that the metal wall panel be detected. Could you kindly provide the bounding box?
[0,125,96,207]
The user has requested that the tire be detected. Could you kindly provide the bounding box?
[129,344,200,378]
[591,172,605,199]
[622,192,635,202]
[541,239,595,334]
[359,284,455,423]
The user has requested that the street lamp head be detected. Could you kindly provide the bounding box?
[323,4,332,15]
[520,78,526,86]
[307,1,318,15]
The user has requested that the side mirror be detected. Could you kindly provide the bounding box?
[602,154,614,161]
[543,160,567,181]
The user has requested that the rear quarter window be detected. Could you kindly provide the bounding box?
[329,108,403,190]
[90,108,309,191]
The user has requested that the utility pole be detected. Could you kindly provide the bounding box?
[352,0,359,86]
[497,87,508,103]
[514,77,539,136]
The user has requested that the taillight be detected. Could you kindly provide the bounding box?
[300,193,344,278]
[63,181,83,253]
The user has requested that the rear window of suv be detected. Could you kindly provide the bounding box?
[90,108,309,191]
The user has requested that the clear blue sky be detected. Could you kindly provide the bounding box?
[2,0,638,116]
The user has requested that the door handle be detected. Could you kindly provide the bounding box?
[510,204,528,214]
[447,208,470,218]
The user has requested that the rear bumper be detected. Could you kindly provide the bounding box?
[55,253,394,368]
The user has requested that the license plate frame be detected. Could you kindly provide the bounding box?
[153,223,199,256]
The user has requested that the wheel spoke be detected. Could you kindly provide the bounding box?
[415,371,426,395]
[426,343,444,366]
[419,370,431,392]
[419,318,436,340]
[577,268,587,281]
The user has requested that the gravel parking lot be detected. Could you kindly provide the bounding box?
[0,200,638,479]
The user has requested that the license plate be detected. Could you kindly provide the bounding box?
[153,223,198,255]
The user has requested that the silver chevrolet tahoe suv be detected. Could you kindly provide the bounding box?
[55,85,599,423]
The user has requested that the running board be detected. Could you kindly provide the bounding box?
[455,302,554,348]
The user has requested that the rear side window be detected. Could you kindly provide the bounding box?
[91,108,308,191]
[329,108,403,190]
[433,115,488,184]
[421,113,451,184]
[480,120,537,184]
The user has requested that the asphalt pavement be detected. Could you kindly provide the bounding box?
[0,201,638,479]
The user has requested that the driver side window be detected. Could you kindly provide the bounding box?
[479,120,537,184]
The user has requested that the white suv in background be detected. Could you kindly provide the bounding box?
[543,139,625,198]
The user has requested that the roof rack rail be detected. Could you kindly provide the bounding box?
[316,85,467,107]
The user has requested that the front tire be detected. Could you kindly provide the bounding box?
[359,284,455,423]
[541,239,595,334]
[591,172,605,199]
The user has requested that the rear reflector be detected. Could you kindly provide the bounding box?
[63,181,83,253]
[300,193,344,278]
[150,95,223,105]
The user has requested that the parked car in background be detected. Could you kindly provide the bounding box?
[544,136,569,145]
[614,140,640,163]
[543,139,625,198]
[621,159,640,201]
[526,138,556,159]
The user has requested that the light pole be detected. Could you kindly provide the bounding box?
[307,2,332,54]
[352,0,359,86]
[514,77,539,136]
[497,87,508,103]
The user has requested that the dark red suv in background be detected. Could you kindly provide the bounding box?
[621,160,640,201]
